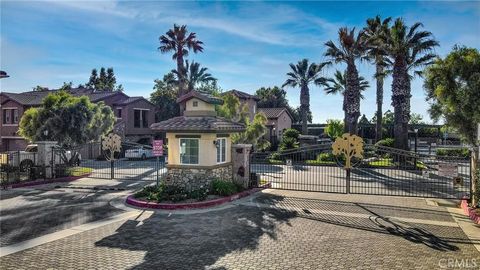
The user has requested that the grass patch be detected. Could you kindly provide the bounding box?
[368,158,394,167]
[65,167,93,176]
[268,159,284,164]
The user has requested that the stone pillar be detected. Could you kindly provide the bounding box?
[36,141,58,179]
[231,144,252,188]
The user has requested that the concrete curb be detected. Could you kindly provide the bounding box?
[3,174,90,189]
[126,184,271,210]
[461,199,480,224]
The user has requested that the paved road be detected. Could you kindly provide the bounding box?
[0,189,478,269]
[0,178,151,247]
[251,163,470,198]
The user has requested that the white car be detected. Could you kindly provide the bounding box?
[125,147,154,160]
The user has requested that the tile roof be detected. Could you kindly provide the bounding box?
[176,91,223,105]
[114,96,144,105]
[223,89,259,100]
[150,116,245,133]
[1,88,137,106]
[258,108,292,119]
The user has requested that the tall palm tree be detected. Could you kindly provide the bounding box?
[282,59,328,135]
[172,60,217,92]
[364,16,391,142]
[324,70,369,129]
[325,27,368,134]
[158,24,204,97]
[382,18,438,150]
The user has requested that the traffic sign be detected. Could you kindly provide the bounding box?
[152,140,163,156]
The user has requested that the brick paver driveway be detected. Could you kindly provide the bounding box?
[1,189,478,269]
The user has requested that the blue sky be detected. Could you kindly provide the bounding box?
[1,0,479,123]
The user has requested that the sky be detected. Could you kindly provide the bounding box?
[1,0,479,123]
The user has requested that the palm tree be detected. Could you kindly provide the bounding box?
[158,24,204,97]
[364,16,391,142]
[282,59,328,135]
[382,18,438,150]
[325,27,368,134]
[324,70,369,129]
[172,60,216,92]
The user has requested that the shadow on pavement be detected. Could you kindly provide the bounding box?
[95,204,296,270]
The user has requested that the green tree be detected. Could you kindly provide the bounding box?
[32,85,48,91]
[279,128,300,151]
[324,70,369,127]
[150,73,180,122]
[382,18,438,150]
[424,46,480,206]
[283,59,328,135]
[324,119,344,140]
[158,24,204,97]
[409,113,424,125]
[364,15,391,142]
[325,27,368,134]
[86,67,122,91]
[19,91,114,149]
[172,60,216,93]
[217,93,269,150]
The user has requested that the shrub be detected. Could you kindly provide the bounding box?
[268,152,282,161]
[188,187,209,201]
[211,179,238,196]
[317,152,335,162]
[436,148,470,158]
[134,185,161,199]
[375,138,395,148]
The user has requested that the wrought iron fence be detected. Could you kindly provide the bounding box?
[250,144,471,199]
[0,151,40,187]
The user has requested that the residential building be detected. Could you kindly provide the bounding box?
[258,107,293,145]
[222,89,259,121]
[0,88,156,151]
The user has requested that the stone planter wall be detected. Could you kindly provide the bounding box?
[165,163,232,191]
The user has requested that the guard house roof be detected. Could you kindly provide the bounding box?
[150,116,245,133]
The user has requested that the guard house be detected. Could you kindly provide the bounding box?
[150,91,246,190]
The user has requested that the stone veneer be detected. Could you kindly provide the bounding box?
[165,163,232,191]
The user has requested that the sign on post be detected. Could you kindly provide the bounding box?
[152,140,163,157]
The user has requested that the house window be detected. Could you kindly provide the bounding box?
[216,138,226,163]
[134,109,149,128]
[116,108,122,118]
[2,109,9,124]
[192,101,198,107]
[142,110,148,128]
[13,109,19,124]
[180,138,199,164]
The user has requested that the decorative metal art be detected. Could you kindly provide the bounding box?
[102,133,122,161]
[332,133,364,169]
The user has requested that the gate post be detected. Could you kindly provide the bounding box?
[346,168,351,194]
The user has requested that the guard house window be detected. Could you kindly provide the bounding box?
[180,139,199,164]
[134,109,149,128]
[116,108,122,118]
[216,138,226,163]
[192,101,198,107]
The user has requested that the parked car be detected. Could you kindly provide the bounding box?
[1,144,80,172]
[125,146,154,160]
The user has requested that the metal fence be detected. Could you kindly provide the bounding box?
[0,151,40,186]
[52,141,166,181]
[250,144,471,199]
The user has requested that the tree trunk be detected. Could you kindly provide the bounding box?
[391,57,410,150]
[176,53,186,115]
[344,60,361,135]
[300,85,310,135]
[375,64,384,142]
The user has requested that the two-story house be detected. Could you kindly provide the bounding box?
[222,89,259,121]
[0,88,156,151]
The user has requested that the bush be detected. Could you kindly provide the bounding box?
[317,152,335,162]
[375,138,395,148]
[436,148,470,158]
[211,179,239,196]
[188,187,209,201]
[268,152,282,161]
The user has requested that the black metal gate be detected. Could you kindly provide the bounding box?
[250,144,471,199]
[52,141,165,181]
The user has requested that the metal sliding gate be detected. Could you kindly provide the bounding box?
[250,144,471,199]
[52,141,165,181]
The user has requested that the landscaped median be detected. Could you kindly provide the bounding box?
[126,180,270,210]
